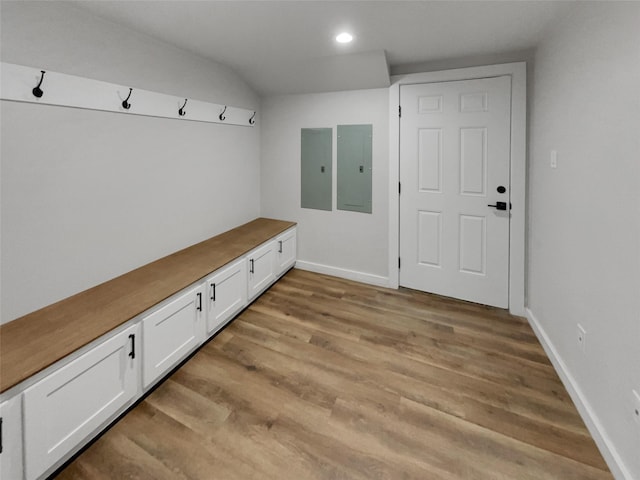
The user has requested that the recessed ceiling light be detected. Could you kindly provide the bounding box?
[336,32,353,44]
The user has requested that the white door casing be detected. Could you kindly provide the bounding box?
[388,63,527,315]
[399,76,512,308]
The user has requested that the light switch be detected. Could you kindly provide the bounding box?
[550,150,558,169]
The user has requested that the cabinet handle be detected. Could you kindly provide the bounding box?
[278,240,283,253]
[128,334,135,360]
[250,259,254,274]
[197,292,203,312]
[0,417,3,454]
[210,283,216,302]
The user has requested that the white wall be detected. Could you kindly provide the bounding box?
[528,3,640,479]
[391,48,535,76]
[0,2,261,323]
[261,89,389,284]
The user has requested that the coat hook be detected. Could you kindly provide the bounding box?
[179,98,188,117]
[32,70,46,98]
[219,106,227,121]
[122,88,133,110]
[249,111,256,125]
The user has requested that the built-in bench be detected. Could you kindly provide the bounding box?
[0,217,296,480]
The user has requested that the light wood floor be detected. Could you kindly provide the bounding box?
[57,269,612,480]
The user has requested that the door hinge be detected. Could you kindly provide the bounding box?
[398,257,401,269]
[398,105,402,118]
[398,182,401,195]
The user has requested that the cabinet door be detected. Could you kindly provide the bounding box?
[206,258,247,335]
[0,394,23,480]
[24,324,139,480]
[142,285,205,388]
[275,228,297,276]
[247,241,277,301]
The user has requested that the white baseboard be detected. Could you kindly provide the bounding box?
[295,260,390,288]
[525,308,632,480]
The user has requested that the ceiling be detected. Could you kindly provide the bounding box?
[71,1,570,96]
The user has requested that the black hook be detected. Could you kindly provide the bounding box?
[179,98,188,117]
[219,106,227,121]
[122,88,133,110]
[249,111,256,125]
[32,70,46,98]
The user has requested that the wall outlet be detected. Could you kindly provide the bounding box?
[577,324,586,353]
[633,390,640,427]
[550,150,558,169]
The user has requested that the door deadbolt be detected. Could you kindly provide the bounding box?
[497,186,506,194]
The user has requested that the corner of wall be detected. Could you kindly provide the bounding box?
[525,308,633,480]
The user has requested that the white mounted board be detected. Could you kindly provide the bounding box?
[0,62,256,127]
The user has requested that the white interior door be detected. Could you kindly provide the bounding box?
[399,76,511,308]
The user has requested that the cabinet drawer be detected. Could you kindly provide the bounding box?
[275,228,297,276]
[206,258,247,335]
[0,394,23,480]
[142,285,205,388]
[24,324,139,480]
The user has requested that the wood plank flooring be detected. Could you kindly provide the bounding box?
[56,269,612,480]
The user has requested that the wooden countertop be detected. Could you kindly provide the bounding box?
[0,218,296,393]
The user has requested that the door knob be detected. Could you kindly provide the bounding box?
[488,201,508,211]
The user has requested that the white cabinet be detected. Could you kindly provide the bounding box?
[0,394,23,480]
[24,324,139,480]
[10,223,296,480]
[205,258,247,336]
[275,228,297,276]
[142,285,205,388]
[247,241,277,301]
